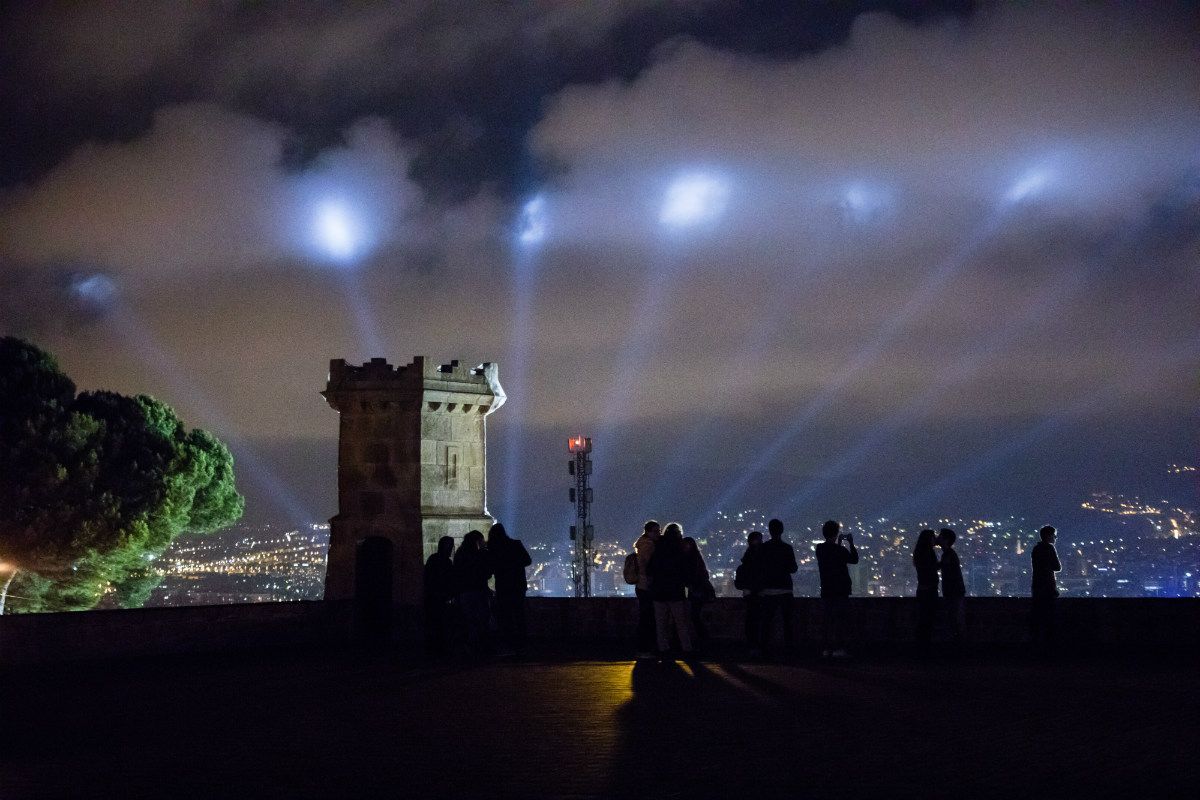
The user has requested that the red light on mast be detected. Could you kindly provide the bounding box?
[568,435,591,453]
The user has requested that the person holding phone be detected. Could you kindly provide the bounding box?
[815,519,859,658]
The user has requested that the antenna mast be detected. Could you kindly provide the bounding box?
[567,435,594,598]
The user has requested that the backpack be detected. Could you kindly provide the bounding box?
[622,551,641,585]
[734,561,747,591]
[735,550,760,592]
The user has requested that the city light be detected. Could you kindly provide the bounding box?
[144,477,1198,604]
[659,172,730,227]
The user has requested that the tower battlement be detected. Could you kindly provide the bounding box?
[328,356,499,389]
[322,355,504,610]
[325,357,506,416]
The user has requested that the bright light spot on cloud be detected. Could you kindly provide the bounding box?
[660,172,730,228]
[517,194,547,246]
[1005,167,1054,204]
[314,201,365,262]
[837,182,891,224]
[69,272,117,306]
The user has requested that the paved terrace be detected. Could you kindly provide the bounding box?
[3,644,1198,799]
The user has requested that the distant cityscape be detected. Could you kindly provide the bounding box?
[146,526,330,607]
[144,466,1199,607]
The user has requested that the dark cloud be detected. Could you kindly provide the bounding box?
[0,0,976,198]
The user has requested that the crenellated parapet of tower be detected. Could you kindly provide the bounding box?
[322,356,504,610]
[324,356,506,415]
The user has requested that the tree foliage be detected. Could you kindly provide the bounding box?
[0,336,244,612]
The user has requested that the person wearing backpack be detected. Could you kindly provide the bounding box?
[632,520,661,659]
[735,530,765,654]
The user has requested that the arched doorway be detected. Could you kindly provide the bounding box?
[355,536,393,641]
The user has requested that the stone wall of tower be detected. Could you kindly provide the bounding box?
[322,356,504,607]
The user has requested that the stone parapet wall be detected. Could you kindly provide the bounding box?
[2,598,1197,666]
[0,601,349,666]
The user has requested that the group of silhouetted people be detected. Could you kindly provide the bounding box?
[423,522,531,656]
[912,527,965,651]
[913,523,1062,653]
[733,519,805,657]
[422,516,1064,659]
[626,521,717,658]
[731,518,860,658]
[630,517,1063,659]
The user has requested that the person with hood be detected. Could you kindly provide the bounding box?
[423,535,456,655]
[488,522,532,652]
[454,529,494,655]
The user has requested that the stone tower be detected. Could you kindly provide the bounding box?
[322,356,505,607]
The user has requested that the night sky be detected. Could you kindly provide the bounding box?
[1,1,1197,543]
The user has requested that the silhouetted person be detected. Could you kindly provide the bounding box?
[814,519,859,658]
[488,522,531,653]
[632,520,661,659]
[647,522,695,656]
[757,518,798,656]
[913,529,940,651]
[1030,525,1062,651]
[454,529,493,655]
[735,530,765,653]
[938,528,965,644]
[682,536,715,649]
[423,536,456,655]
